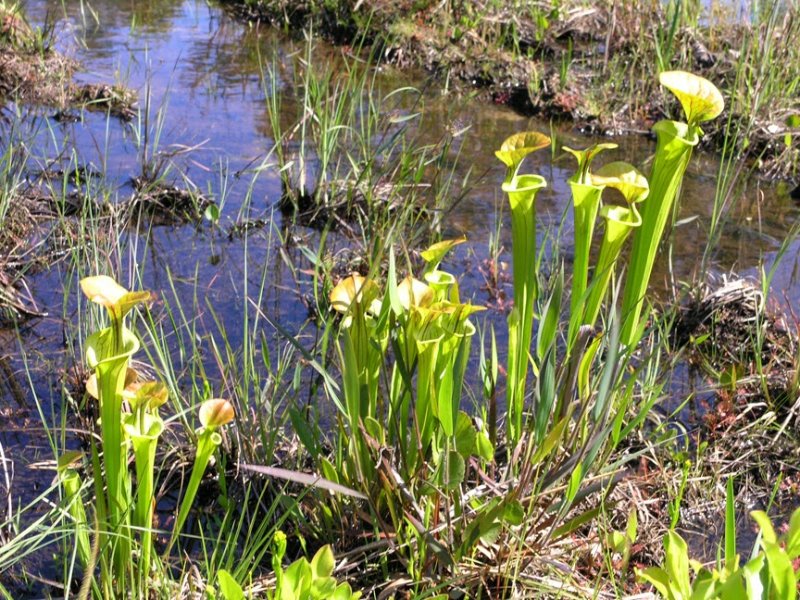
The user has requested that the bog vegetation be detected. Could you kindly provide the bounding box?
[1,1,800,599]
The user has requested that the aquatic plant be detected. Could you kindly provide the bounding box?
[620,71,724,345]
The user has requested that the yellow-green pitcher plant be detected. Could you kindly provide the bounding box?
[620,71,724,345]
[581,161,649,330]
[122,380,167,580]
[169,398,235,554]
[81,275,150,587]
[495,131,549,449]
[329,273,386,485]
[563,142,618,321]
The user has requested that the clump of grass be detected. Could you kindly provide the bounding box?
[262,36,469,257]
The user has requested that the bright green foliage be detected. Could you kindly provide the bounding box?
[76,275,236,596]
[267,534,361,600]
[639,490,800,599]
[605,507,637,573]
[496,132,550,448]
[561,143,618,337]
[620,72,724,345]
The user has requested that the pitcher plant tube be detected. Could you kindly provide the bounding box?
[620,71,724,345]
[169,398,235,554]
[81,275,150,588]
[495,131,550,449]
[563,142,618,323]
[582,161,649,329]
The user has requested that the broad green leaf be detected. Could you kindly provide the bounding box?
[665,530,692,599]
[420,237,466,271]
[282,559,310,598]
[454,412,477,458]
[289,407,319,458]
[364,416,385,446]
[217,570,245,600]
[204,203,220,222]
[331,583,361,600]
[440,450,465,490]
[691,569,720,600]
[659,70,724,126]
[637,567,673,598]
[627,507,638,543]
[311,577,337,598]
[762,540,796,600]
[786,508,800,558]
[311,545,335,579]
[566,464,582,503]
[610,531,628,553]
[741,556,765,599]
[495,131,550,170]
[502,500,525,526]
[319,457,339,485]
[475,430,494,461]
[751,511,777,544]
[530,416,570,464]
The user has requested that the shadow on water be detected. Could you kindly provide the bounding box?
[1,0,799,584]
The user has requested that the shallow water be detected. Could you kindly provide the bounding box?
[1,0,799,581]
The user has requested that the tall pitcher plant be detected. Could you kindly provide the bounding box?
[81,276,150,583]
[494,132,549,448]
[620,71,724,345]
[563,142,617,321]
[78,276,235,596]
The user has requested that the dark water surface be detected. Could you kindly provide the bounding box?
[1,0,799,579]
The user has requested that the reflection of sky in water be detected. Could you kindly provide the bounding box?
[1,0,799,522]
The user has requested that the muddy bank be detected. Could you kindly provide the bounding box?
[0,5,135,118]
[222,0,800,179]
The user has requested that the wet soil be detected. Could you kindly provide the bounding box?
[222,0,800,179]
[0,7,135,118]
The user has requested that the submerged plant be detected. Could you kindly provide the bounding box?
[620,71,724,345]
[495,131,550,448]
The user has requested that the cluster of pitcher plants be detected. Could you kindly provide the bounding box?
[318,70,725,584]
[62,275,235,597]
[57,69,727,596]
